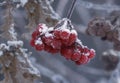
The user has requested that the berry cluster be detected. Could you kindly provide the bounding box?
[30,18,95,65]
[86,17,120,51]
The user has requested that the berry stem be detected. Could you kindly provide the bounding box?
[67,0,77,19]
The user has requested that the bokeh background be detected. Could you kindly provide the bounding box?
[1,0,120,83]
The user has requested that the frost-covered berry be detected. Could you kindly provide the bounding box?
[71,51,81,61]
[51,39,61,49]
[88,49,95,59]
[60,29,70,40]
[61,47,73,60]
[35,44,44,51]
[53,30,61,39]
[75,54,89,65]
[30,18,96,65]
[44,45,59,53]
[32,31,40,39]
[42,35,53,45]
[68,30,77,45]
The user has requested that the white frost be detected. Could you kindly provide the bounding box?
[7,40,23,47]
[9,24,17,40]
[35,38,43,45]
[45,32,53,37]
[48,27,54,32]
[71,29,78,35]
[39,24,48,34]
[20,0,28,6]
[62,28,70,33]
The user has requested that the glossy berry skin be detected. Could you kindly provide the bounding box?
[68,33,77,45]
[42,36,53,45]
[51,39,61,49]
[61,47,73,60]
[60,30,70,40]
[35,44,44,51]
[30,39,35,47]
[32,31,40,39]
[88,49,95,59]
[75,54,89,65]
[71,51,81,61]
[53,30,61,39]
[44,45,59,53]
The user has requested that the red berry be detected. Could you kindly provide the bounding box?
[88,49,95,59]
[44,45,59,53]
[37,24,43,31]
[42,36,53,45]
[71,51,81,61]
[53,30,61,39]
[77,45,84,53]
[51,39,61,49]
[30,39,35,47]
[61,39,69,46]
[83,46,89,53]
[60,29,70,40]
[35,43,44,51]
[49,48,59,54]
[68,33,77,45]
[44,45,51,52]
[75,54,89,65]
[61,47,73,60]
[32,31,40,39]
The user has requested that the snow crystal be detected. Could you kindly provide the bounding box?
[71,29,77,35]
[0,43,9,50]
[9,24,17,40]
[7,40,23,47]
[48,27,54,32]
[20,0,28,6]
[76,39,83,47]
[45,32,53,37]
[39,24,48,34]
[62,28,70,33]
[85,52,90,56]
[59,19,67,29]
[35,38,43,45]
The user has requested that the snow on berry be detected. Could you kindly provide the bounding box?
[60,29,70,40]
[30,18,96,65]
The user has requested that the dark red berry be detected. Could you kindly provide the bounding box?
[51,39,62,49]
[53,30,61,39]
[32,31,40,39]
[71,51,81,61]
[42,36,53,45]
[30,39,35,47]
[60,30,70,40]
[68,33,77,45]
[35,43,44,51]
[61,47,73,60]
[88,49,95,59]
[75,54,89,65]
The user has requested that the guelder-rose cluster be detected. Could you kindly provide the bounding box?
[30,18,95,65]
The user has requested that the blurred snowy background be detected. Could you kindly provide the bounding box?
[0,0,120,83]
